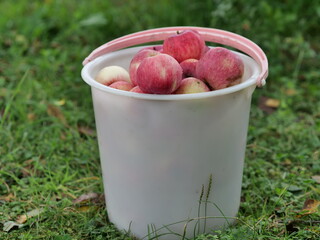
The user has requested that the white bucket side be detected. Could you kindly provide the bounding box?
[82,46,260,239]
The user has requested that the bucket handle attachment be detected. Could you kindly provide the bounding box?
[83,27,268,87]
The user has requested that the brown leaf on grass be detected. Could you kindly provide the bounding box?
[16,208,45,224]
[303,199,320,212]
[4,208,45,232]
[27,112,36,121]
[47,104,68,126]
[72,192,104,213]
[285,89,297,96]
[0,193,15,202]
[259,96,280,114]
[78,125,96,136]
[265,98,280,108]
[297,199,320,217]
[75,205,99,212]
[72,192,98,204]
[312,176,320,184]
[72,192,104,205]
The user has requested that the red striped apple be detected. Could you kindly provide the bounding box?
[129,49,160,86]
[196,47,244,90]
[163,30,206,62]
[136,54,183,94]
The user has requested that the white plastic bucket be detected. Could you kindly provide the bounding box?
[81,27,268,240]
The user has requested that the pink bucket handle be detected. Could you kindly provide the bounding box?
[83,27,268,87]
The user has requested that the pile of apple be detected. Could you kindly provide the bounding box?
[95,29,244,94]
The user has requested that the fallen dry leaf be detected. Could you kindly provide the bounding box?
[0,193,15,202]
[259,96,280,114]
[75,205,99,212]
[47,104,68,126]
[70,192,105,213]
[302,199,320,213]
[265,98,280,108]
[3,208,45,232]
[297,199,320,217]
[312,176,320,184]
[72,192,104,205]
[78,125,96,136]
[16,208,45,224]
[285,89,297,96]
[27,112,36,121]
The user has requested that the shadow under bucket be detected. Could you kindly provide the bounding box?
[81,27,268,239]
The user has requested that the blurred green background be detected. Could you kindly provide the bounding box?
[1,0,319,239]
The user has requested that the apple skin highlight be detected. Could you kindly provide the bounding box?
[136,54,183,94]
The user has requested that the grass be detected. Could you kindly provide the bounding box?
[0,0,320,239]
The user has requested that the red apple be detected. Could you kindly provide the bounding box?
[109,81,134,91]
[201,45,210,57]
[180,58,198,78]
[163,30,206,62]
[174,77,210,94]
[129,49,160,85]
[130,86,145,93]
[196,47,244,90]
[136,53,183,94]
[95,66,131,86]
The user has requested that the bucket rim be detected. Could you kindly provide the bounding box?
[82,26,268,87]
[81,47,260,101]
